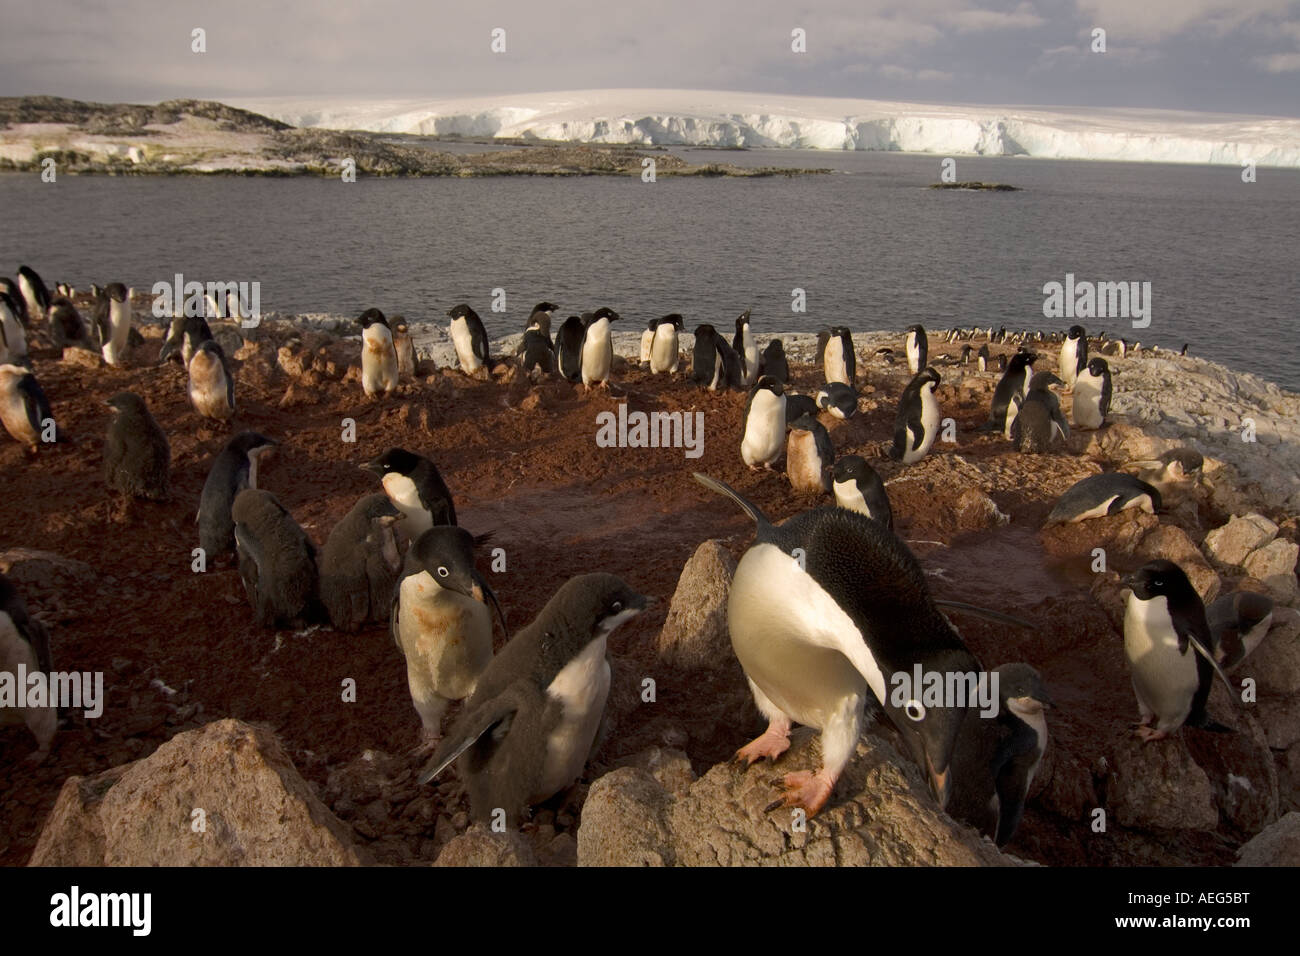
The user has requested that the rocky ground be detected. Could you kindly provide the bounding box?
[0,97,822,177]
[2,301,1299,867]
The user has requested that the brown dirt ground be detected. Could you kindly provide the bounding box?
[0,317,1243,866]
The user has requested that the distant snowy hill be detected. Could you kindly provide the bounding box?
[232,89,1300,168]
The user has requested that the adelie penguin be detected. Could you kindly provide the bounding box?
[418,573,648,827]
[815,382,858,420]
[905,324,928,374]
[690,324,726,390]
[889,367,942,465]
[0,572,56,762]
[319,493,404,633]
[0,364,53,451]
[740,376,786,470]
[520,303,558,376]
[691,473,981,815]
[93,283,133,366]
[650,313,683,374]
[392,318,418,382]
[760,339,789,386]
[556,316,585,382]
[232,488,320,628]
[580,306,621,390]
[985,350,1037,432]
[1058,325,1088,389]
[0,280,24,325]
[639,318,656,366]
[832,455,893,530]
[447,304,491,375]
[48,296,92,352]
[0,293,27,365]
[1072,356,1112,430]
[1208,590,1274,671]
[947,662,1052,846]
[1009,371,1070,453]
[198,431,278,559]
[158,314,212,367]
[976,343,990,372]
[187,340,235,421]
[785,413,834,494]
[1044,472,1161,526]
[366,447,456,537]
[357,308,399,397]
[784,392,818,422]
[525,301,557,340]
[1123,560,1234,741]
[103,392,170,503]
[733,310,759,386]
[394,526,507,748]
[818,326,856,386]
[16,265,50,325]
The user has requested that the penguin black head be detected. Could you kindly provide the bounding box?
[1027,370,1063,391]
[695,323,716,338]
[1086,356,1109,376]
[531,302,558,315]
[993,662,1054,714]
[356,493,403,524]
[660,313,683,329]
[1067,325,1085,340]
[1162,447,1203,478]
[549,572,649,643]
[890,650,975,810]
[102,283,129,303]
[592,306,621,322]
[735,309,751,326]
[787,412,820,433]
[357,308,388,329]
[646,317,660,331]
[365,446,423,479]
[753,375,784,397]
[407,526,506,632]
[919,366,941,388]
[0,291,19,316]
[228,431,277,457]
[447,304,479,321]
[906,324,925,335]
[105,391,151,416]
[832,455,876,484]
[1124,560,1199,605]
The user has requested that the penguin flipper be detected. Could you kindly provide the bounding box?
[17,375,49,435]
[934,599,1033,629]
[691,473,770,529]
[418,686,530,784]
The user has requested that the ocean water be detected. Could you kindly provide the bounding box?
[2,149,1297,389]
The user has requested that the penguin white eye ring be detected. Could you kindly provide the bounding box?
[437,566,450,578]
[905,699,926,722]
[611,600,623,613]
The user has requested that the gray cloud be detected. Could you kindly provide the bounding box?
[1,0,1297,116]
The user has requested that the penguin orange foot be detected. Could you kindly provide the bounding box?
[765,769,835,816]
[735,719,791,765]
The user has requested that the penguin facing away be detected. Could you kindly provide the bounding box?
[231,488,320,628]
[418,573,649,827]
[760,339,790,386]
[555,316,585,382]
[319,493,405,633]
[393,526,506,746]
[1123,560,1234,740]
[103,391,170,501]
[690,324,725,390]
[691,473,980,816]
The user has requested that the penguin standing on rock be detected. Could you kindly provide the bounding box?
[831,456,893,530]
[760,339,790,386]
[232,488,320,628]
[1059,325,1087,389]
[319,493,404,633]
[1123,560,1234,740]
[366,447,456,536]
[0,573,55,762]
[785,413,834,494]
[741,376,786,470]
[649,313,682,374]
[905,324,928,374]
[447,304,491,374]
[0,364,53,450]
[580,306,621,390]
[394,526,507,748]
[947,662,1052,846]
[198,431,278,559]
[733,310,759,386]
[1072,357,1112,429]
[889,367,942,465]
[1010,371,1070,453]
[187,340,235,421]
[556,316,585,382]
[691,473,980,816]
[103,392,170,502]
[94,283,134,366]
[418,573,648,826]
[357,308,398,398]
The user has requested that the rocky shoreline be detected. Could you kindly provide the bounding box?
[3,311,1299,867]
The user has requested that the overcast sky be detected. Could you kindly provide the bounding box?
[4,0,1298,116]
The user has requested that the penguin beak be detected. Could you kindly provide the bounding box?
[925,753,952,810]
[362,459,384,476]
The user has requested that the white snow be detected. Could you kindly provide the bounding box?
[231,89,1300,168]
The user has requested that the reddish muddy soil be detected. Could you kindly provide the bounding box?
[0,320,1242,866]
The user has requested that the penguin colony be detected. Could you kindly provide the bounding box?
[0,268,1270,857]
